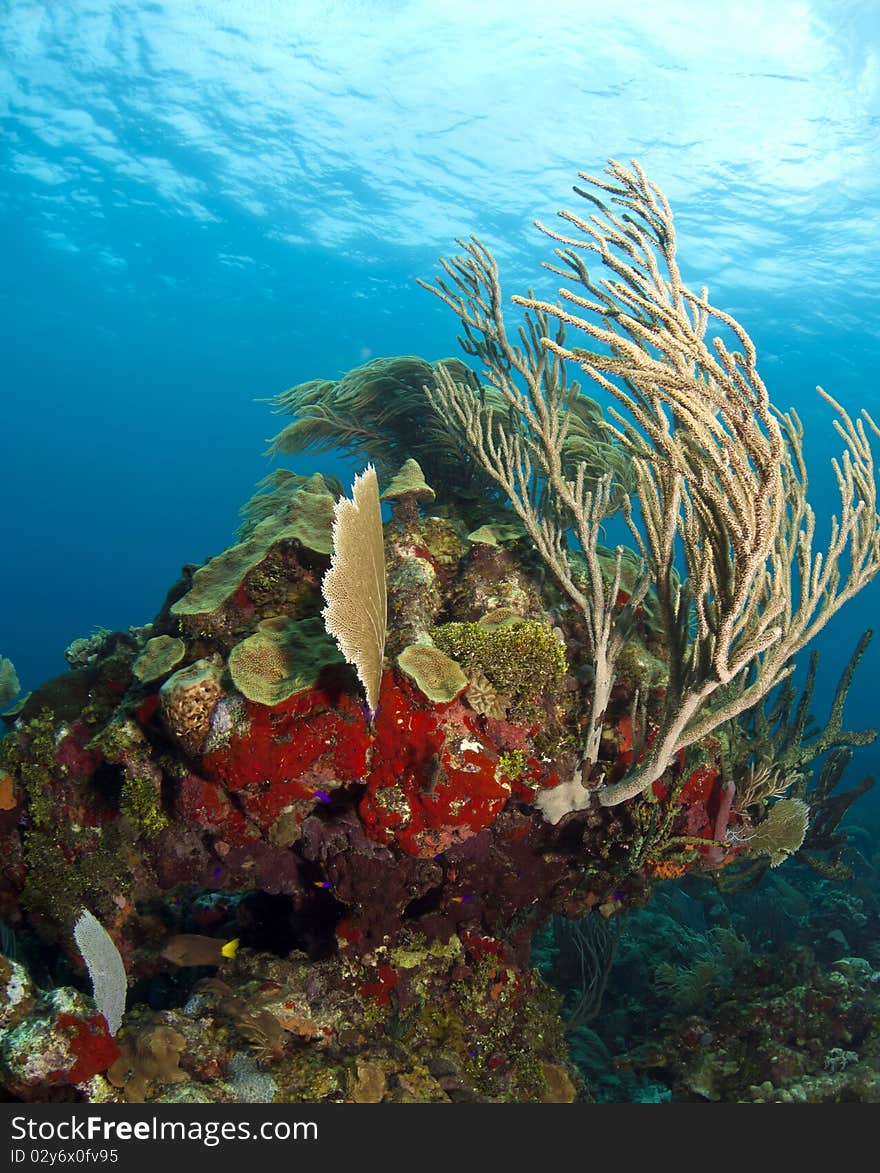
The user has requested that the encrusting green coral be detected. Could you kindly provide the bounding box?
[120,772,168,838]
[380,458,436,508]
[432,614,567,723]
[466,523,524,549]
[0,711,134,921]
[0,708,56,830]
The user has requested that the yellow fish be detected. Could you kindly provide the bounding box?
[161,934,239,967]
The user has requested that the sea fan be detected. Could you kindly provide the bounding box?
[73,908,127,1036]
[321,466,387,717]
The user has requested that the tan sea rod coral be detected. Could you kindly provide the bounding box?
[421,159,880,814]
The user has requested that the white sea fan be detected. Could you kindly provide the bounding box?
[73,908,127,1036]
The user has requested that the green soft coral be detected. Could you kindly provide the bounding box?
[432,617,566,723]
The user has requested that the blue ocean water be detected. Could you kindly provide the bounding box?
[2,0,879,794]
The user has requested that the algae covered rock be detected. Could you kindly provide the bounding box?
[0,988,120,1098]
[0,953,34,1031]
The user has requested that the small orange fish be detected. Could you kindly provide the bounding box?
[161,934,239,967]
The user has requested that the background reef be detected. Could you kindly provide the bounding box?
[535,839,880,1102]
